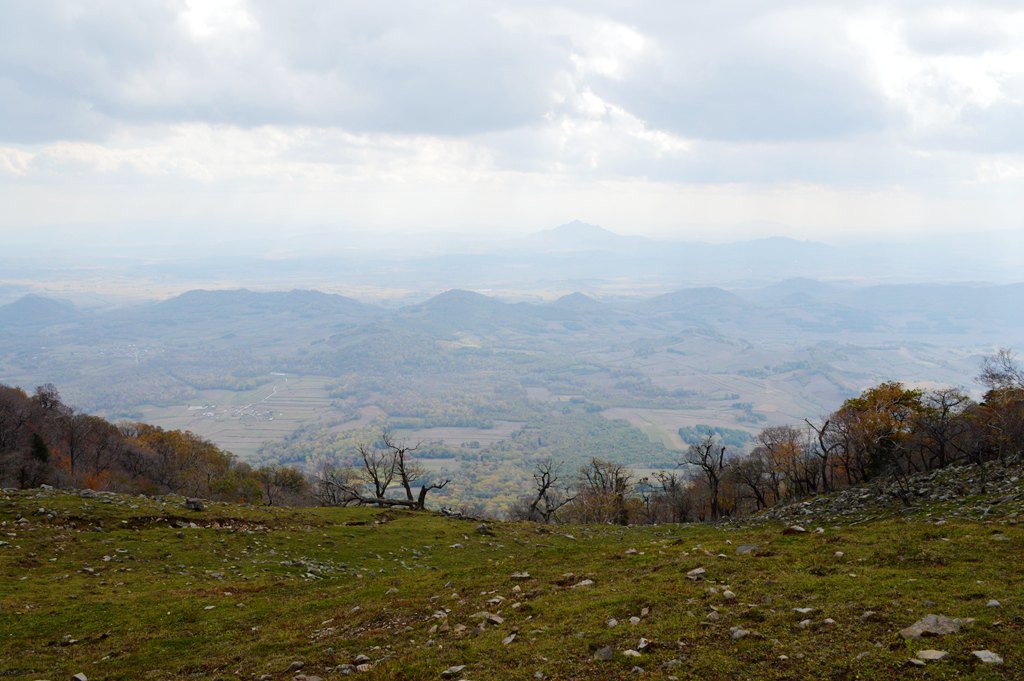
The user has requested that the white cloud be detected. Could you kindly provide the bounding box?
[0,0,1021,243]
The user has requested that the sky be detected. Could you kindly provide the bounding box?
[1,0,1023,248]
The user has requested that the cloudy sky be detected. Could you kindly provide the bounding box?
[1,0,1022,248]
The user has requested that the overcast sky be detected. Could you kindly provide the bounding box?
[1,0,1023,248]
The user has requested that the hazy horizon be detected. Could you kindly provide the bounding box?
[2,1,1023,255]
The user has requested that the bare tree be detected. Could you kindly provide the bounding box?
[317,431,450,510]
[684,434,727,520]
[914,387,972,469]
[979,348,1024,392]
[728,456,771,511]
[575,458,633,525]
[804,418,839,492]
[523,459,575,523]
[382,429,422,504]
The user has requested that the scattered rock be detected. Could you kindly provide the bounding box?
[510,572,531,580]
[353,654,371,665]
[731,629,750,640]
[900,614,973,639]
[502,632,516,645]
[706,611,721,622]
[593,646,614,661]
[287,661,305,672]
[987,599,1001,607]
[72,674,88,681]
[907,659,926,667]
[607,618,619,628]
[735,544,758,555]
[686,567,706,580]
[783,526,808,535]
[441,664,467,678]
[722,590,736,601]
[572,579,594,589]
[972,650,1003,665]
[917,650,949,661]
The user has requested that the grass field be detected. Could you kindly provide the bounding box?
[1,486,1020,680]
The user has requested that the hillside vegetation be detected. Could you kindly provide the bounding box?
[1,464,1021,680]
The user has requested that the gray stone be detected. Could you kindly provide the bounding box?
[972,650,1003,664]
[286,661,305,672]
[783,526,808,535]
[593,646,614,661]
[731,629,750,640]
[353,654,371,664]
[686,567,706,580]
[917,650,948,661]
[441,665,466,678]
[900,614,973,639]
[72,674,88,681]
[987,599,1001,607]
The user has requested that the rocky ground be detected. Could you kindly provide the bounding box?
[1,462,1022,680]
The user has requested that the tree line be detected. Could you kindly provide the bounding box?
[3,349,1022,521]
[508,349,1024,524]
[0,383,309,504]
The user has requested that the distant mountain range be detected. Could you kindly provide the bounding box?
[2,279,1021,344]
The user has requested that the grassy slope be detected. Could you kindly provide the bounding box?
[1,488,1021,680]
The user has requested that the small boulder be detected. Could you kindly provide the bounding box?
[972,650,1003,665]
[900,614,972,640]
[917,650,949,661]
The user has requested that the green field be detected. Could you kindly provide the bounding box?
[1,486,1020,680]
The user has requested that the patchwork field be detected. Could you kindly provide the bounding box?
[136,376,338,458]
